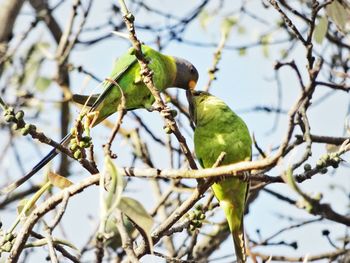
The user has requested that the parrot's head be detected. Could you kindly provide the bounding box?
[173,57,199,90]
[186,90,211,125]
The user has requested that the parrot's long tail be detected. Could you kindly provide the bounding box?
[0,134,72,195]
[232,228,246,263]
[0,58,137,196]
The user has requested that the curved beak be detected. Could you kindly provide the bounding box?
[173,57,199,90]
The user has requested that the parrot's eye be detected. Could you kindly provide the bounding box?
[190,66,196,74]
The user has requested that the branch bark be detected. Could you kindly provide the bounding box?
[0,0,26,74]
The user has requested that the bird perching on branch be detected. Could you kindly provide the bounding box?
[1,45,198,195]
[188,90,251,263]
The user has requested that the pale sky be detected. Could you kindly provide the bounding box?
[1,0,349,262]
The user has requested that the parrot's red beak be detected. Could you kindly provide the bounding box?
[188,80,197,90]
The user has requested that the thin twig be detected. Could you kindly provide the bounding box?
[115,210,139,263]
[118,0,197,170]
[103,78,127,158]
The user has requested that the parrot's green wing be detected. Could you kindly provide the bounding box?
[89,46,184,125]
[190,91,251,263]
[89,56,138,123]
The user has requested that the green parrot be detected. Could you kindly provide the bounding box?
[72,45,198,125]
[187,90,252,263]
[1,45,198,195]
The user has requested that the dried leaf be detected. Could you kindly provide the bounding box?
[326,0,350,33]
[35,76,52,92]
[325,144,340,153]
[48,171,73,189]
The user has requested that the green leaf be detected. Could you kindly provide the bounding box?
[36,42,50,50]
[9,182,51,233]
[25,237,79,251]
[282,167,309,200]
[105,215,135,250]
[238,47,247,56]
[283,168,299,193]
[280,49,288,59]
[118,196,154,252]
[104,217,122,250]
[221,16,237,39]
[21,42,49,85]
[104,156,124,211]
[22,60,40,85]
[237,25,246,35]
[283,169,315,212]
[326,0,350,33]
[199,10,212,30]
[130,130,143,158]
[260,34,271,45]
[314,16,328,44]
[262,45,269,58]
[260,34,271,58]
[17,198,36,217]
[35,77,52,92]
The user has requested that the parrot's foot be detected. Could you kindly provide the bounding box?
[160,106,176,118]
[85,111,100,129]
[147,101,166,112]
[242,171,250,182]
[145,104,163,112]
[146,106,157,112]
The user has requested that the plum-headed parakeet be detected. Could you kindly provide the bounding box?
[187,90,251,263]
[1,45,198,194]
